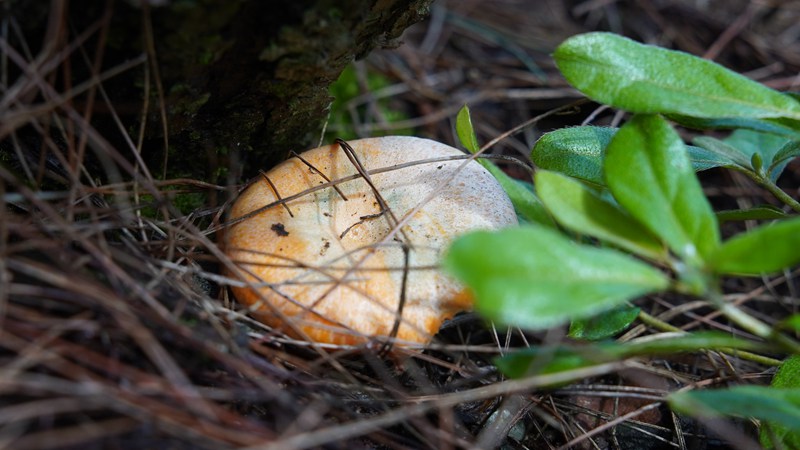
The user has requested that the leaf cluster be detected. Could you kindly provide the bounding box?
[446,32,800,447]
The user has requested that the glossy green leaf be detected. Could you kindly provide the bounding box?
[669,387,800,433]
[444,226,669,331]
[708,217,800,275]
[498,332,763,378]
[761,356,800,448]
[456,105,554,226]
[604,115,720,265]
[535,170,665,260]
[533,126,726,186]
[568,305,640,341]
[716,205,790,222]
[554,32,800,119]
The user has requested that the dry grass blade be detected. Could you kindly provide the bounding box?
[2,0,800,449]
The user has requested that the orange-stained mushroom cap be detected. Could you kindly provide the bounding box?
[225,136,517,346]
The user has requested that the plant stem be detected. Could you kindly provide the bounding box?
[637,310,683,333]
[746,172,800,213]
[764,180,800,213]
[706,286,800,354]
[637,310,783,367]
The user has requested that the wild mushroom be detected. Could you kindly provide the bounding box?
[225,136,517,346]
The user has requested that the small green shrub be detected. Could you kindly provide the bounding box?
[446,32,800,447]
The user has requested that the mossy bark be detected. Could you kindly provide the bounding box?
[152,0,433,181]
[7,0,432,182]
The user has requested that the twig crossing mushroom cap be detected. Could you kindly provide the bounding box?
[226,136,517,346]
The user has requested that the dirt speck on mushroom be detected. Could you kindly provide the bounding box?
[270,223,289,237]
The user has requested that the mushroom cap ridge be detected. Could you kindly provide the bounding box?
[225,136,517,346]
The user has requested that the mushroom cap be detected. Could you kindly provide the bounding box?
[225,136,517,346]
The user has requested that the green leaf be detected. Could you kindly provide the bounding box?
[772,356,800,389]
[708,217,800,275]
[619,331,765,355]
[691,132,797,180]
[716,205,790,222]
[490,170,554,226]
[498,331,762,378]
[444,226,669,331]
[456,105,555,226]
[724,129,792,181]
[686,143,744,172]
[778,315,800,332]
[568,305,640,341]
[535,170,666,260]
[670,115,800,140]
[554,32,800,120]
[669,387,800,433]
[532,126,614,186]
[533,126,727,186]
[762,356,800,448]
[456,105,481,153]
[692,131,797,181]
[604,115,720,265]
[691,136,752,170]
[768,140,800,180]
